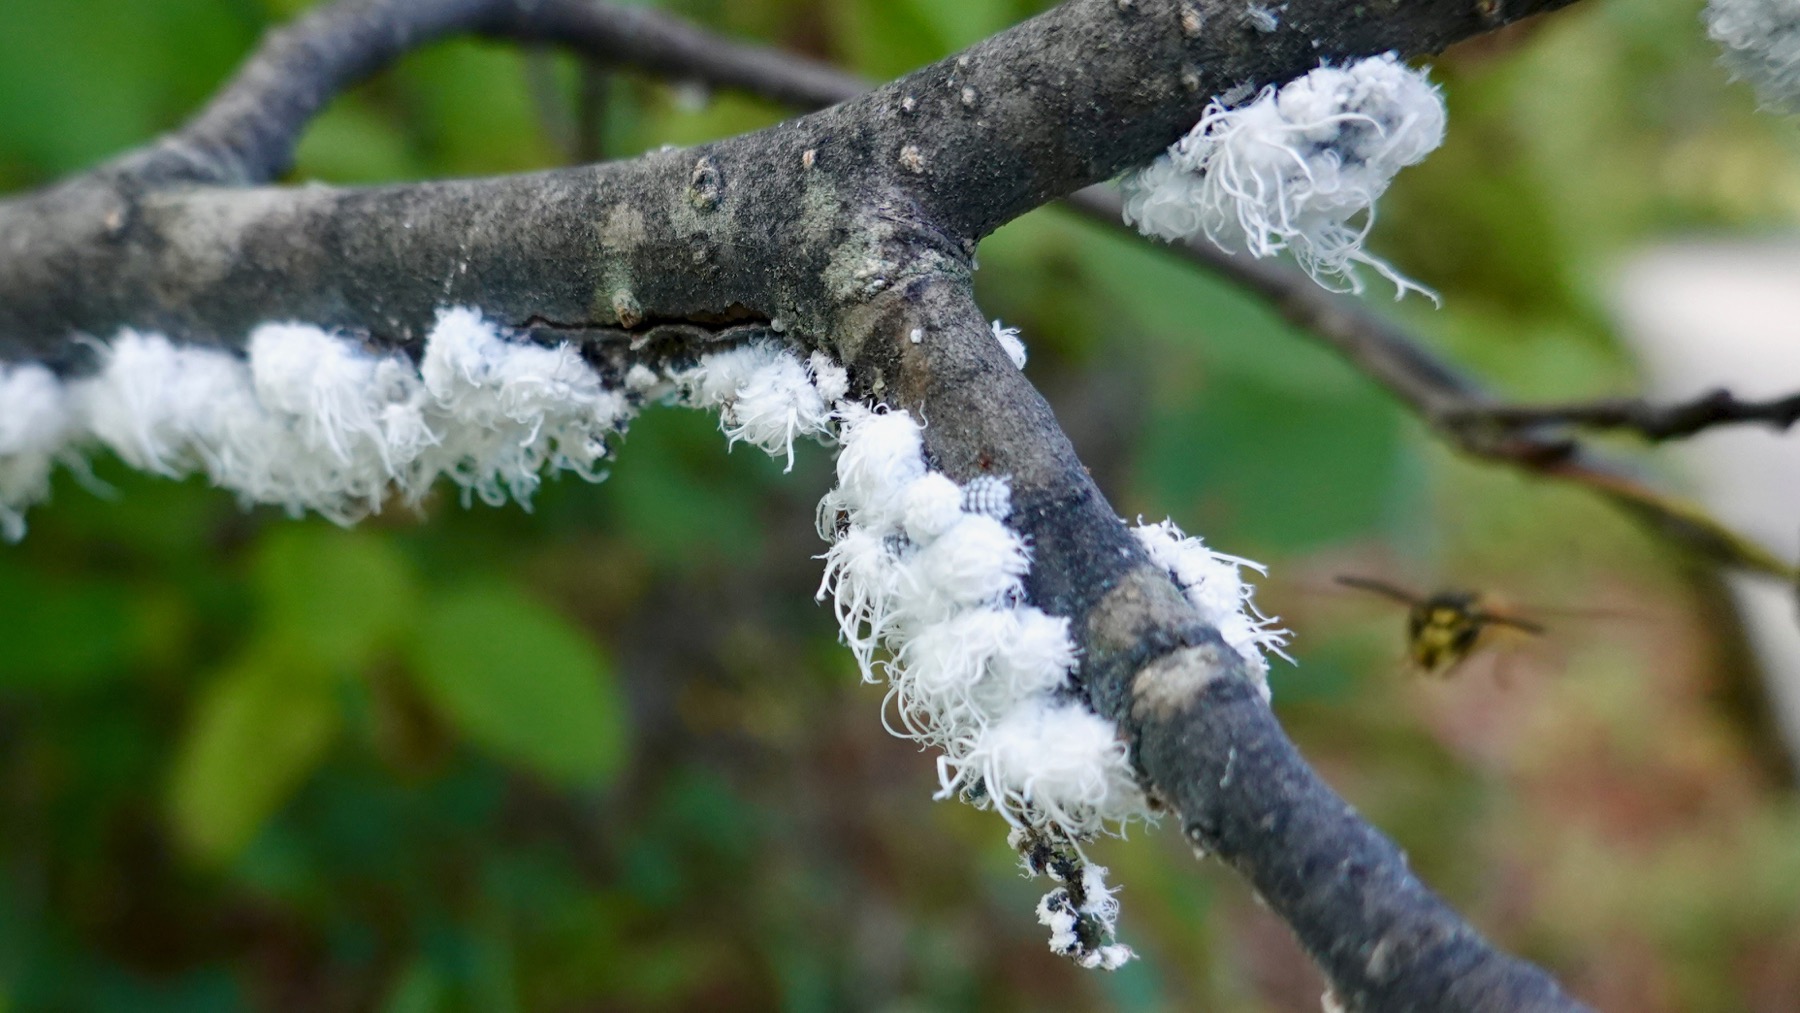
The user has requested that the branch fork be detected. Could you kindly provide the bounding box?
[0,1,1626,1007]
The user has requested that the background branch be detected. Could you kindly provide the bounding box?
[1441,388,1800,441]
[114,0,858,187]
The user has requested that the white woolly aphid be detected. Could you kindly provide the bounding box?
[1031,849,1133,970]
[249,324,419,468]
[886,607,1076,742]
[75,332,375,519]
[248,323,434,513]
[416,308,632,507]
[675,341,844,471]
[900,471,966,541]
[813,392,1149,969]
[623,363,663,393]
[807,350,851,403]
[1120,53,1446,299]
[904,513,1030,622]
[5,310,856,534]
[936,700,1143,834]
[817,525,906,674]
[1705,0,1800,113]
[1134,518,1291,697]
[821,402,929,535]
[991,319,1028,369]
[0,363,72,541]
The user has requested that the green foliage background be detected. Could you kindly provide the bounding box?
[3,1,1800,1009]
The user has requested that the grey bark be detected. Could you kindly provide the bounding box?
[0,1,1595,1009]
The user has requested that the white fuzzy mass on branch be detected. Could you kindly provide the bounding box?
[1120,53,1446,300]
[1135,518,1292,697]
[0,309,852,540]
[813,383,1289,969]
[814,401,1140,969]
[0,313,1290,972]
[0,362,74,541]
[1706,0,1800,113]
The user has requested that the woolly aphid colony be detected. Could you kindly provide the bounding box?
[0,310,848,542]
[1120,10,1797,290]
[0,304,1290,968]
[1705,0,1800,113]
[1121,52,1447,300]
[0,309,639,540]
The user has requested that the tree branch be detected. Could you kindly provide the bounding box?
[270,0,1787,582]
[851,274,1583,1010]
[0,1,1609,1008]
[1441,388,1800,442]
[111,0,862,187]
[513,2,1800,580]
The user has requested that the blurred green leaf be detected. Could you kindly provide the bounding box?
[1139,370,1404,552]
[254,524,420,671]
[383,959,447,1013]
[833,0,944,80]
[291,101,426,184]
[168,649,341,863]
[0,567,134,691]
[407,583,628,786]
[0,0,254,179]
[601,408,768,568]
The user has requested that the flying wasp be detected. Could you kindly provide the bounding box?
[1334,575,1546,677]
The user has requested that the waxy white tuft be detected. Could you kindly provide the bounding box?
[416,307,630,506]
[1706,0,1800,112]
[937,701,1142,834]
[0,311,845,539]
[675,342,838,471]
[814,375,1154,968]
[0,363,72,541]
[1134,518,1290,698]
[901,472,966,542]
[992,319,1028,369]
[1121,53,1445,299]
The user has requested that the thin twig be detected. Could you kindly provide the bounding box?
[1443,388,1800,441]
[112,0,863,186]
[522,47,581,159]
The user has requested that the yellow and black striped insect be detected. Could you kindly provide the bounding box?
[1335,575,1546,677]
